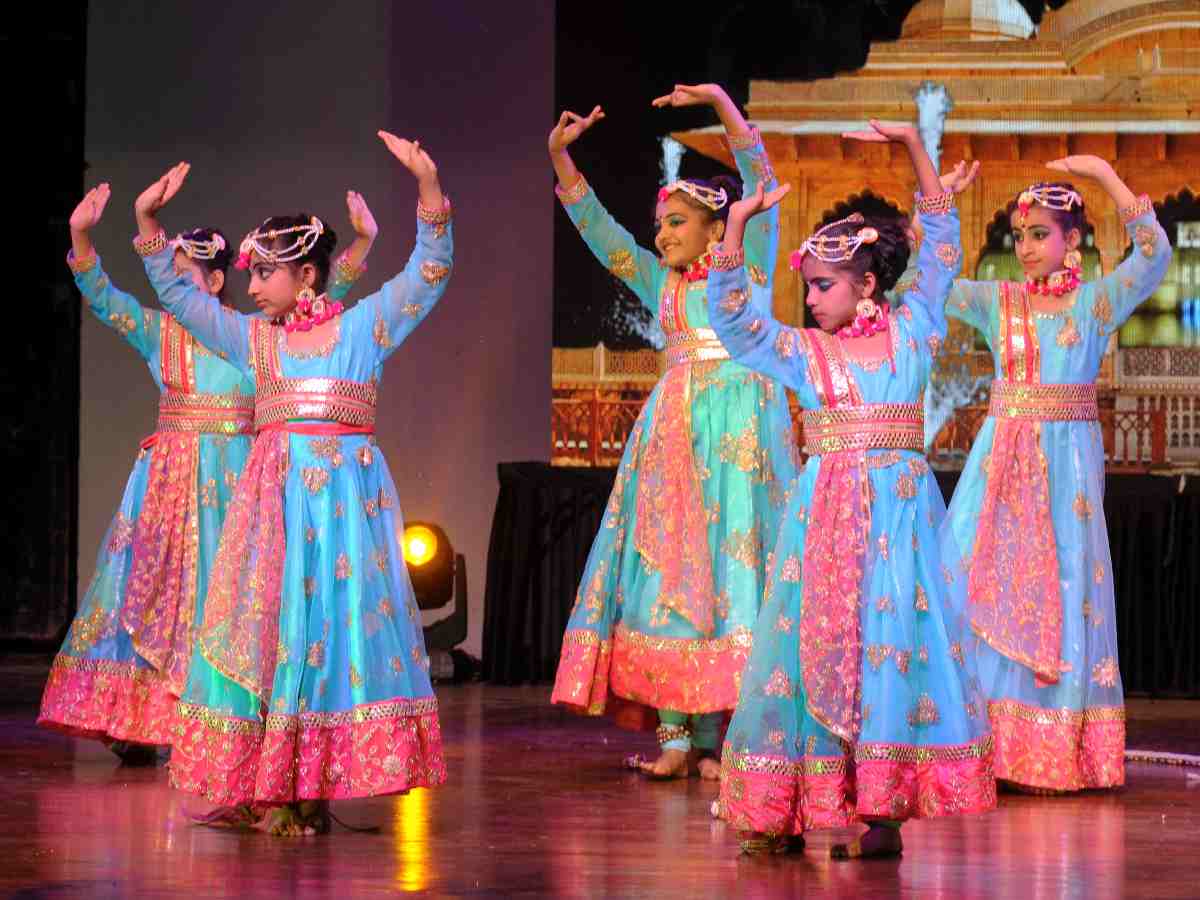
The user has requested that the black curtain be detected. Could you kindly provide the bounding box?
[483,464,1200,697]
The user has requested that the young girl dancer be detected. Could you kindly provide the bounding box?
[137,134,451,835]
[943,156,1171,794]
[709,122,995,857]
[39,182,371,761]
[549,84,799,779]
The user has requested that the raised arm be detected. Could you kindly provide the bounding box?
[1043,156,1172,330]
[362,132,454,359]
[131,164,252,369]
[326,190,377,302]
[550,106,663,312]
[841,122,959,352]
[68,184,160,360]
[142,243,252,371]
[706,183,810,391]
[653,84,778,285]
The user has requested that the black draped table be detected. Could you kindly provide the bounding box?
[483,462,1200,697]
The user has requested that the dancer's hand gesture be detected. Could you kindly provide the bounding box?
[379,131,443,210]
[728,181,792,225]
[1045,155,1114,182]
[940,160,980,195]
[651,83,727,109]
[842,120,919,146]
[548,106,604,153]
[70,184,112,234]
[379,132,438,182]
[135,162,190,219]
[345,190,378,242]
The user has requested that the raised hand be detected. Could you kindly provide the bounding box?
[940,160,980,195]
[70,184,112,234]
[729,181,792,224]
[548,106,604,153]
[842,119,919,144]
[378,132,439,182]
[135,162,190,219]
[1045,155,1115,181]
[345,190,378,242]
[651,83,725,109]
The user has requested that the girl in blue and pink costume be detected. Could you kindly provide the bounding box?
[709,123,995,858]
[943,155,1171,794]
[38,177,370,760]
[138,135,451,836]
[549,85,799,780]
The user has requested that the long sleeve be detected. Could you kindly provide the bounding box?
[143,246,252,374]
[556,176,664,315]
[327,255,366,303]
[896,194,962,358]
[68,252,160,361]
[357,204,454,363]
[946,279,996,336]
[729,127,779,294]
[1092,199,1172,332]
[706,258,810,392]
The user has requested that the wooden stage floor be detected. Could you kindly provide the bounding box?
[2,683,1198,898]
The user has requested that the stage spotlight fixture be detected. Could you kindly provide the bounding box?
[401,521,476,683]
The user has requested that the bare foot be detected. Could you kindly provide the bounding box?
[639,748,689,779]
[695,755,721,781]
[831,823,903,860]
[255,804,315,837]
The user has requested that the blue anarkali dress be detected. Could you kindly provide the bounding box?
[711,194,996,836]
[551,129,801,735]
[943,195,1171,791]
[144,203,452,804]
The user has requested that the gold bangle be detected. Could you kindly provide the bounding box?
[916,192,955,216]
[332,252,366,285]
[66,248,98,274]
[133,230,168,257]
[727,126,761,151]
[1119,194,1153,224]
[710,244,745,272]
[555,175,589,205]
[416,196,452,226]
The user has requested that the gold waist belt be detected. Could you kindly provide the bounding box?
[664,327,730,368]
[988,381,1098,422]
[156,390,254,435]
[802,403,925,455]
[255,377,377,430]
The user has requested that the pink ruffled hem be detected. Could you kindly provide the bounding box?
[37,655,176,745]
[989,699,1125,791]
[168,697,446,805]
[717,737,997,836]
[551,624,752,720]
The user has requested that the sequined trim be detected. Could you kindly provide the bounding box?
[663,327,731,368]
[156,390,254,434]
[989,699,1125,790]
[264,697,439,731]
[416,196,453,239]
[802,404,924,455]
[251,320,376,429]
[988,380,1098,422]
[38,655,176,745]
